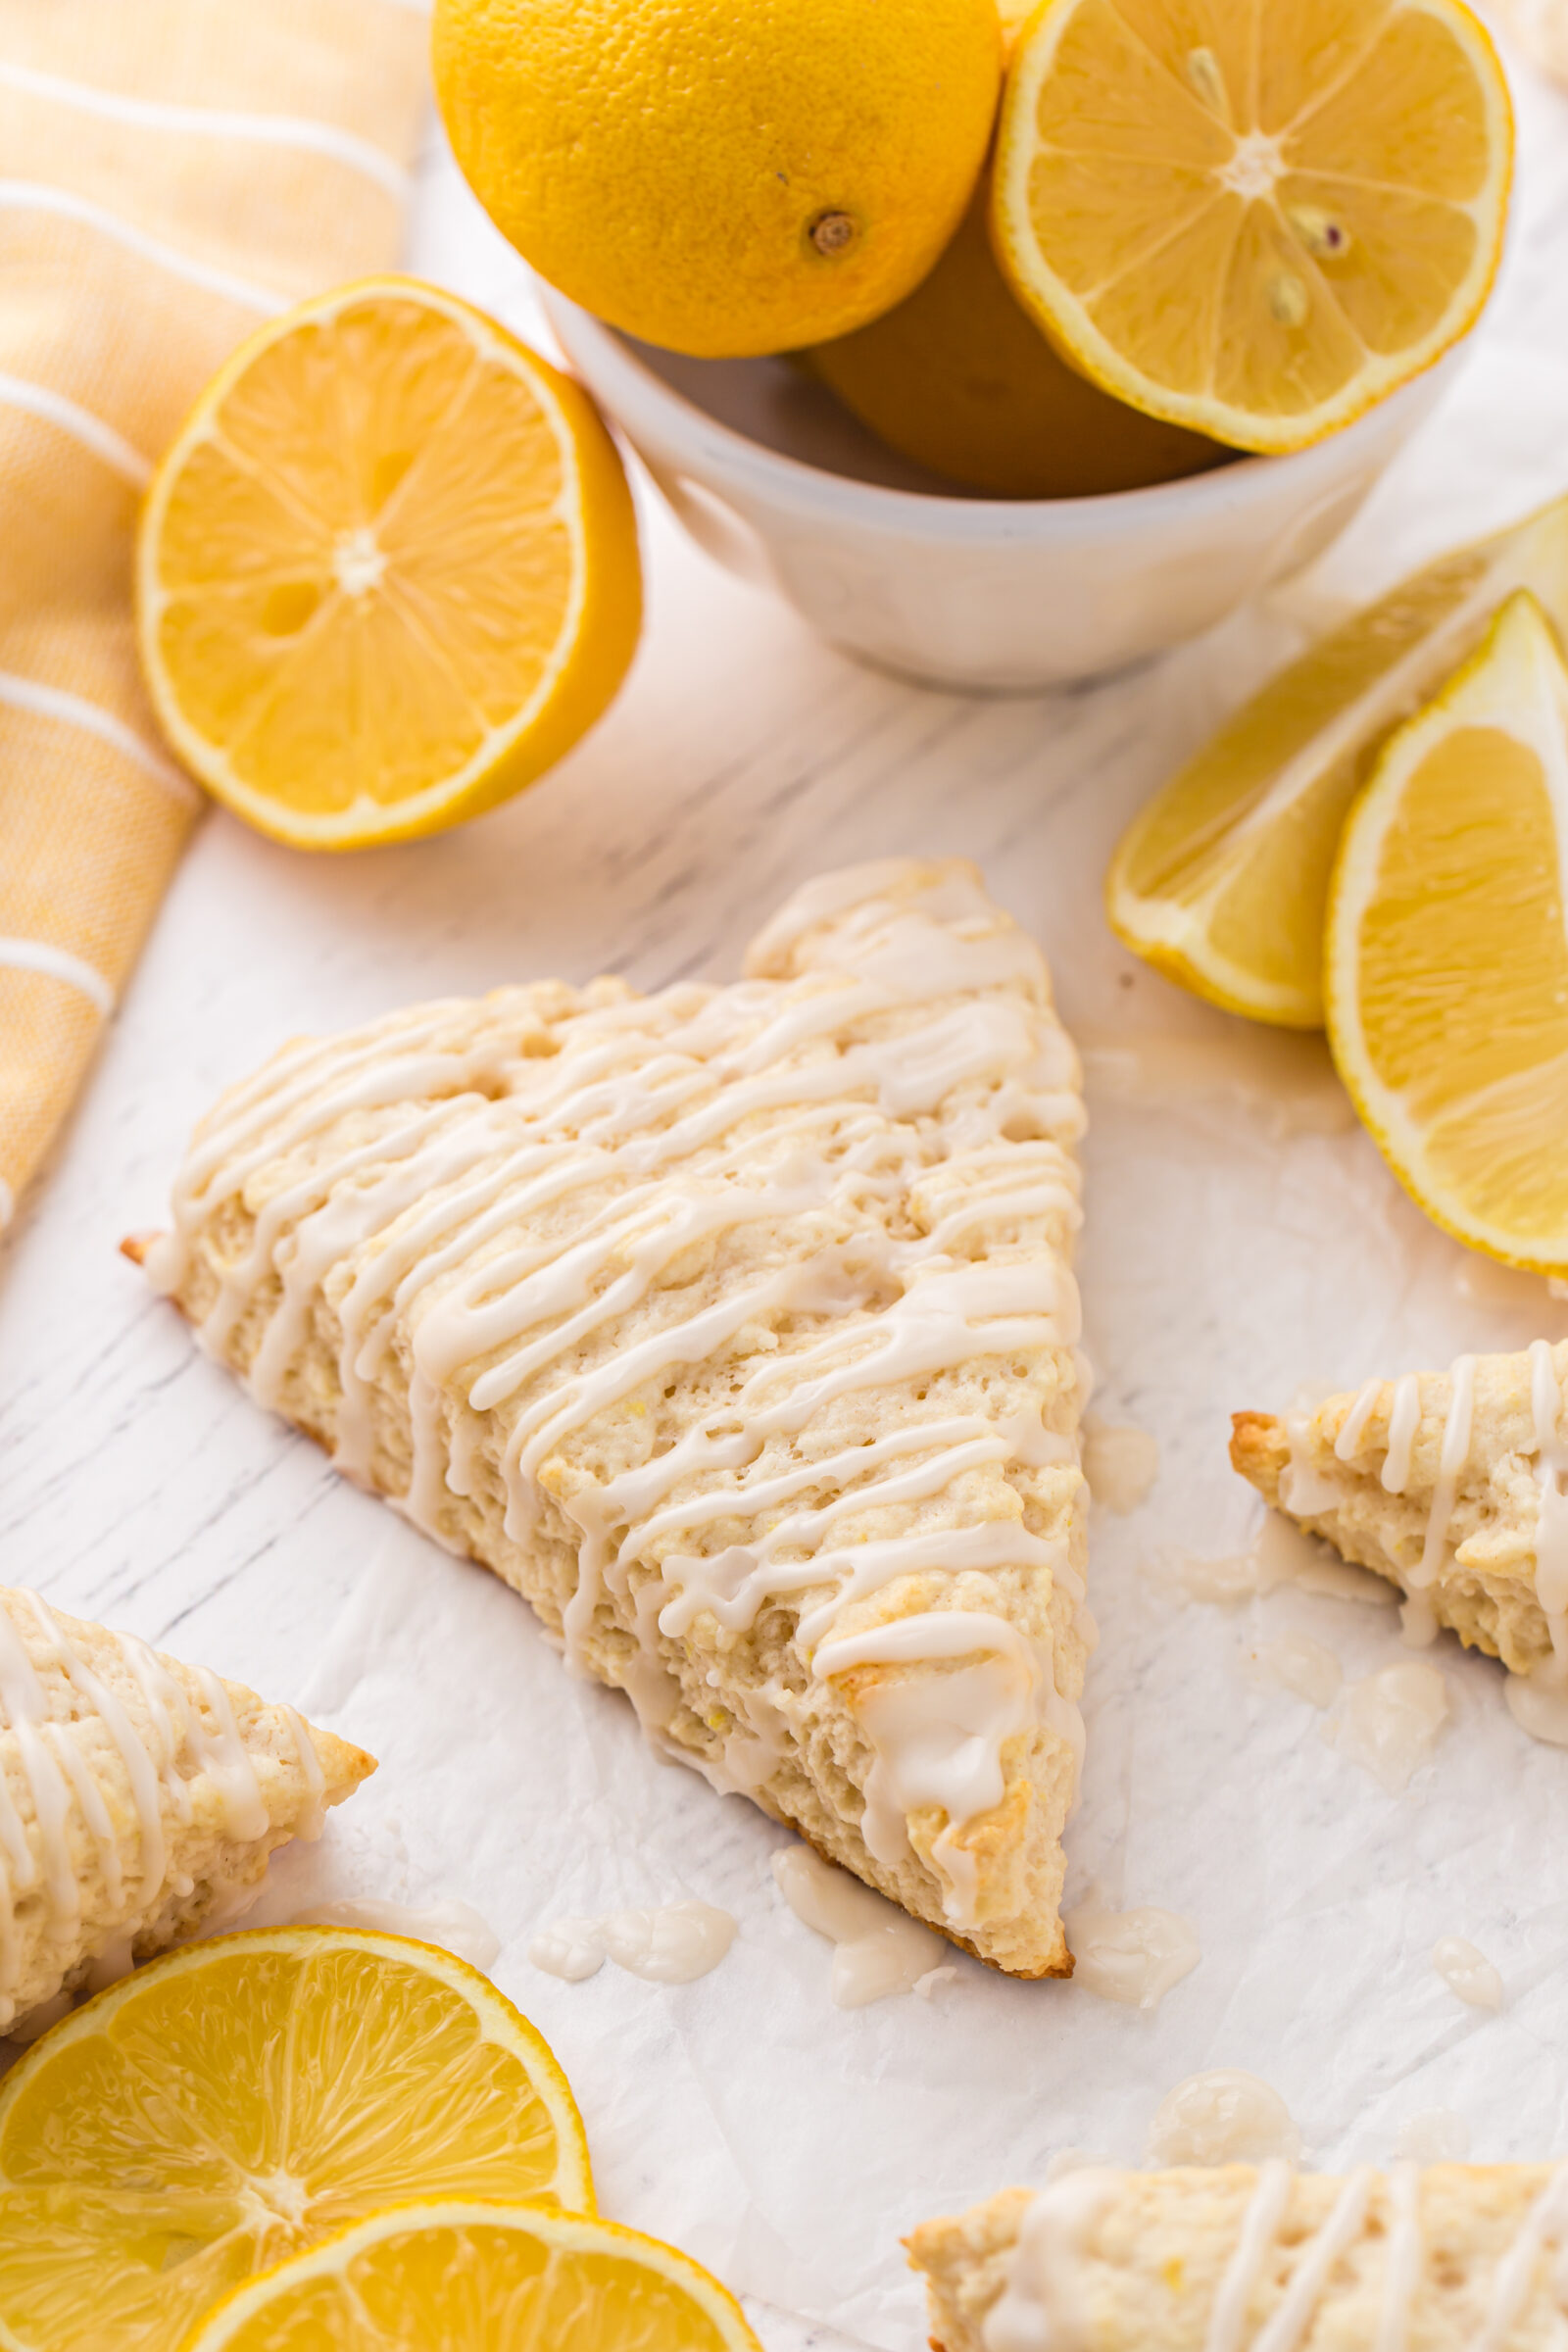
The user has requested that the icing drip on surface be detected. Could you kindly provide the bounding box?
[1250,1632,1342,1709]
[1061,1888,1200,2011]
[983,2169,1119,2352]
[771,1844,943,2007]
[1330,1663,1449,1793]
[149,868,1090,1915]
[1081,1421,1158,1514]
[528,1901,736,1985]
[1432,1936,1503,2011]
[1335,1379,1383,1462]
[1394,2111,1468,2163]
[1148,2072,1300,2167]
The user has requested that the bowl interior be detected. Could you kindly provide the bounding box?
[617,337,985,496]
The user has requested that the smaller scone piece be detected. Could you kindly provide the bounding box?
[0,1586,373,2030]
[1231,1343,1568,1676]
[909,2163,1568,2351]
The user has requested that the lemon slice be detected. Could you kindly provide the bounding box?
[1106,495,1568,1026]
[992,0,1513,454]
[136,278,642,850]
[1326,592,1568,1272]
[0,1928,593,2352]
[183,2201,760,2352]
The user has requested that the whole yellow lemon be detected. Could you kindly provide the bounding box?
[803,180,1231,499]
[433,0,1004,359]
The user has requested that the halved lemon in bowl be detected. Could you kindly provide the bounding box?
[992,0,1514,455]
[136,277,642,850]
[1326,591,1568,1273]
[181,2201,761,2352]
[0,1927,593,2352]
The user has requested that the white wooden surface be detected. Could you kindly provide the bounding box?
[2,51,1568,2349]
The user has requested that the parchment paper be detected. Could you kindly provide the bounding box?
[143,34,1568,2352]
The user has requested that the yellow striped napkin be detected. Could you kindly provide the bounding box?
[0,0,429,1231]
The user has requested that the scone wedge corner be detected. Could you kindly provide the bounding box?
[0,1586,372,2030]
[1231,1341,1568,1681]
[136,860,1092,1979]
[908,2163,1568,2352]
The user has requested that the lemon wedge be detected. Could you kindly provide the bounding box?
[0,1928,592,2352]
[992,0,1513,455]
[1326,592,1568,1273]
[136,278,642,850]
[1105,496,1568,1027]
[182,2201,760,2352]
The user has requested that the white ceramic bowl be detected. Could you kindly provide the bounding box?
[542,285,1459,693]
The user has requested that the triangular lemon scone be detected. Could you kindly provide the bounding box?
[0,1587,373,2029]
[1233,1345,1568,1683]
[136,861,1091,1976]
[909,2164,1568,2352]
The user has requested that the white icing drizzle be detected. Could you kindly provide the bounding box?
[812,1612,1039,1925]
[1411,1356,1475,1589]
[1375,2162,1423,2352]
[1529,1342,1568,1650]
[984,2170,1120,2352]
[1335,1380,1384,1462]
[281,1705,327,1841]
[1471,2163,1568,2352]
[1382,1375,1422,1494]
[149,868,1090,1915]
[1206,2161,1297,2352]
[1252,2167,1375,2352]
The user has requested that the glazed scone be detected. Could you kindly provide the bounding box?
[908,2163,1568,2351]
[0,1586,373,2029]
[135,860,1091,1977]
[1232,1344,1568,1675]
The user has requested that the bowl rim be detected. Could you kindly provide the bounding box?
[541,284,1461,547]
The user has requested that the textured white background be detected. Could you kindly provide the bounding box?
[3,34,1568,2350]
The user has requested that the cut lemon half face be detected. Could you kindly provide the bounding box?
[182,2201,761,2352]
[1106,495,1568,1026]
[136,277,642,849]
[993,0,1514,454]
[0,1928,593,2352]
[1326,592,1568,1273]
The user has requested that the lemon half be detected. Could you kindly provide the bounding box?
[993,0,1513,455]
[136,278,642,850]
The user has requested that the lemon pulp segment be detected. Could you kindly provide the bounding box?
[1326,593,1568,1271]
